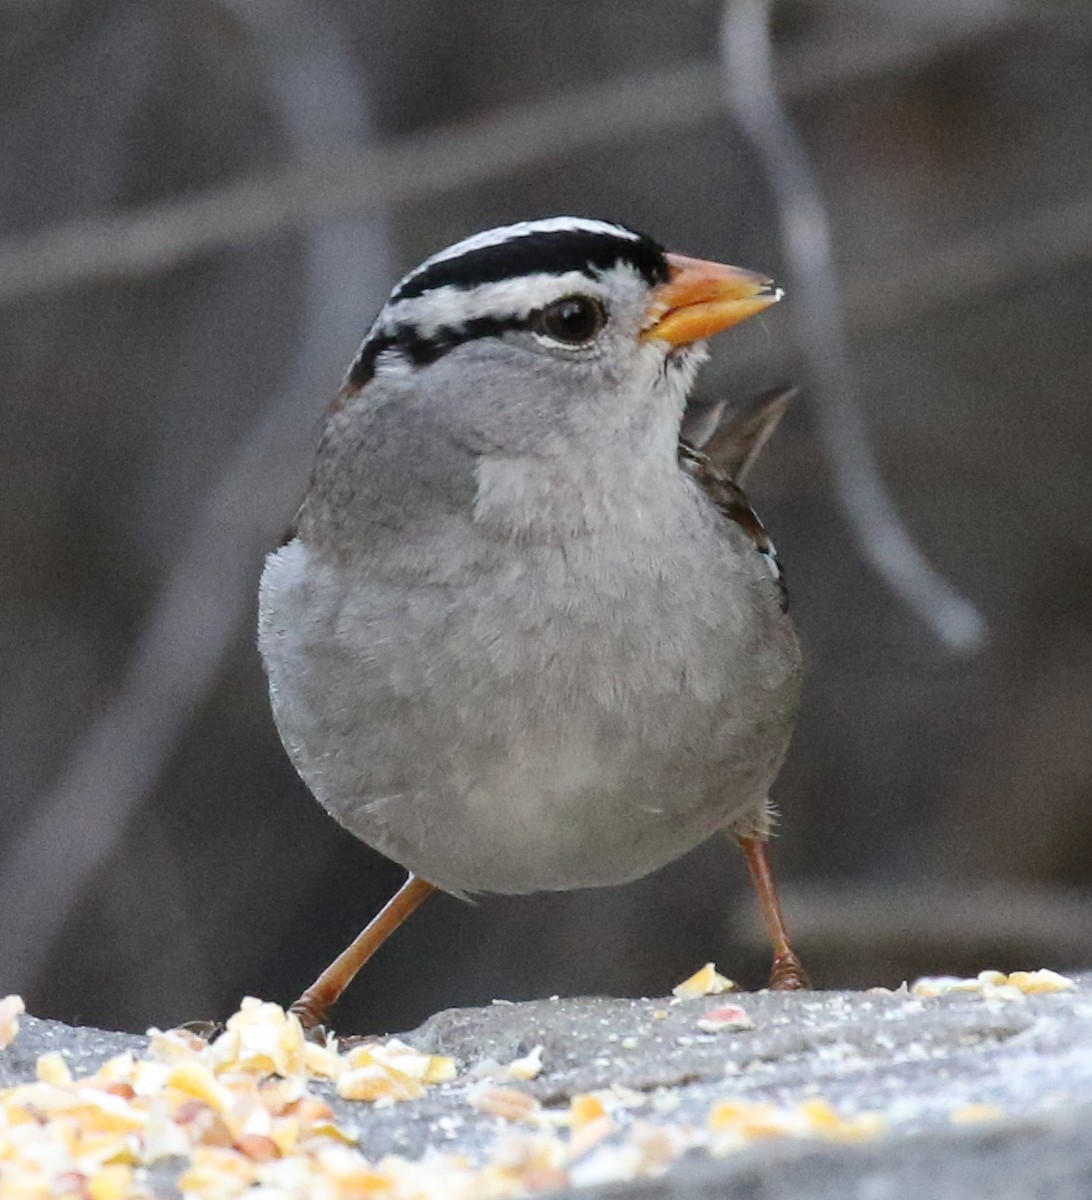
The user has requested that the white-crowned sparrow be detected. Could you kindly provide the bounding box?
[258,217,807,1028]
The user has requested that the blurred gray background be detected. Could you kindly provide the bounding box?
[2,0,1091,1035]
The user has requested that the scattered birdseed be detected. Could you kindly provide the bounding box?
[910,969,1077,1000]
[0,978,1071,1198]
[672,963,736,1001]
[707,1097,885,1150]
[0,997,477,1199]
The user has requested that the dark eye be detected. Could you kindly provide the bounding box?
[534,295,607,346]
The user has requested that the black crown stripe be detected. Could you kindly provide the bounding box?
[391,228,669,303]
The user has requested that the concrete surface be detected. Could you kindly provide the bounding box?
[4,977,1092,1198]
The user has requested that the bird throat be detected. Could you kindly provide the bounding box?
[473,450,683,544]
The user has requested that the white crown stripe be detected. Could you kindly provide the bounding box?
[395,217,641,293]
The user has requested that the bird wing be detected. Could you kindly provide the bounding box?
[678,437,789,611]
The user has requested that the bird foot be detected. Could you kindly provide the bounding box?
[289,992,331,1034]
[768,951,810,991]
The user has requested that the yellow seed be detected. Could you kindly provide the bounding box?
[307,1119,359,1145]
[951,1103,1005,1124]
[164,1061,236,1115]
[709,1100,759,1130]
[0,995,25,1050]
[88,1164,132,1200]
[424,1055,458,1084]
[1006,969,1077,994]
[672,964,735,1000]
[303,1041,345,1080]
[35,1052,73,1086]
[336,1064,424,1102]
[569,1094,608,1128]
[739,1112,792,1139]
[798,1099,842,1130]
[470,1086,542,1122]
[501,1046,543,1081]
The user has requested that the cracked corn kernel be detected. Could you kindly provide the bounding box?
[470,1086,542,1122]
[336,1064,425,1102]
[303,1040,345,1080]
[36,1052,73,1087]
[86,1163,132,1200]
[502,1045,545,1081]
[1006,969,1076,994]
[163,1062,235,1115]
[147,1027,203,1064]
[672,964,735,1000]
[569,1094,608,1128]
[797,1099,885,1141]
[0,995,25,1049]
[710,1101,788,1139]
[568,1094,614,1158]
[177,1144,258,1192]
[423,1055,457,1085]
[951,1103,1005,1124]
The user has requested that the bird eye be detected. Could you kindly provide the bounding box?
[534,295,607,346]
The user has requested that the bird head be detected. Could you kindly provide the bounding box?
[338,217,780,461]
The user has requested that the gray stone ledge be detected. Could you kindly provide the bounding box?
[3,976,1091,1198]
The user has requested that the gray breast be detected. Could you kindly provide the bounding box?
[258,495,800,896]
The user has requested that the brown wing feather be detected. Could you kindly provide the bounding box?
[678,440,789,611]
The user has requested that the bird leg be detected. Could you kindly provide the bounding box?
[737,835,810,990]
[289,874,437,1030]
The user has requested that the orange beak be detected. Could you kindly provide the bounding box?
[642,253,781,346]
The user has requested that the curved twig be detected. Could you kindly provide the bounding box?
[720,0,987,653]
[0,9,1019,304]
[0,0,392,994]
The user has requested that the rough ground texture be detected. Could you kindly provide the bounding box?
[5,977,1092,1198]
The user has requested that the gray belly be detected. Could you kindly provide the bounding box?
[258,536,800,895]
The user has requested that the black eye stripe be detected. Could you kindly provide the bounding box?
[348,315,527,388]
[348,294,616,388]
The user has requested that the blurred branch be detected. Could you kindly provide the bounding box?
[741,882,1092,966]
[0,9,1020,304]
[721,0,988,654]
[0,0,393,995]
[847,194,1092,334]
